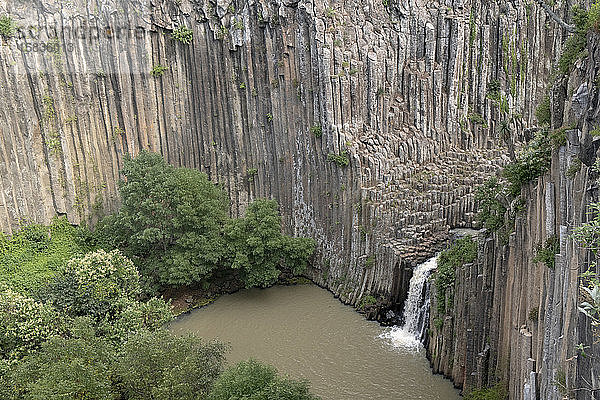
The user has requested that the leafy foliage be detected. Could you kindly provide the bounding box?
[1,329,226,400]
[94,151,229,288]
[36,249,172,342]
[171,25,193,44]
[0,15,16,38]
[533,235,559,269]
[115,330,226,400]
[434,236,477,314]
[0,217,89,293]
[310,125,322,138]
[475,177,507,232]
[502,131,551,197]
[327,151,350,167]
[94,152,315,291]
[209,359,320,400]
[0,287,62,364]
[151,64,169,77]
[225,199,315,288]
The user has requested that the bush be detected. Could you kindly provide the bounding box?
[327,151,350,167]
[0,15,16,38]
[37,249,172,342]
[1,329,226,400]
[475,177,507,232]
[359,295,377,310]
[209,359,320,400]
[502,131,551,197]
[151,64,168,77]
[1,334,116,400]
[434,236,477,314]
[535,95,551,126]
[0,287,62,362]
[171,25,193,44]
[116,330,226,400]
[310,125,322,138]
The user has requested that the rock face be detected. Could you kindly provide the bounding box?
[427,33,600,399]
[0,0,569,308]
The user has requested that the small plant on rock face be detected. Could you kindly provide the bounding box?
[359,295,377,310]
[533,235,559,269]
[171,25,193,44]
[150,65,168,77]
[0,15,16,38]
[327,151,349,167]
[310,125,322,138]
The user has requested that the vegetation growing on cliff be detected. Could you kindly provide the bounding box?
[433,236,477,315]
[463,382,507,400]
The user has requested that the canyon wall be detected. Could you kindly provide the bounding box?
[428,31,600,399]
[0,0,572,308]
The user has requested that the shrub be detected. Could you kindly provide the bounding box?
[310,125,323,138]
[533,235,559,270]
[549,126,568,149]
[502,131,551,197]
[224,199,315,288]
[171,25,193,44]
[0,287,62,362]
[327,151,350,167]
[1,329,226,400]
[359,295,377,310]
[1,334,116,400]
[475,177,507,232]
[116,330,226,400]
[556,6,589,77]
[535,95,551,126]
[0,15,16,38]
[209,359,320,400]
[36,251,173,342]
[434,236,477,314]
[150,64,168,77]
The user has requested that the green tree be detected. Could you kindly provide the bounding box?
[115,330,226,400]
[36,249,172,341]
[224,200,315,288]
[1,332,117,400]
[0,286,62,364]
[96,151,229,288]
[209,359,320,400]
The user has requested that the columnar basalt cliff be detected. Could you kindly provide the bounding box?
[0,0,570,310]
[427,32,600,399]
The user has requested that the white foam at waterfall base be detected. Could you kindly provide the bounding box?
[379,256,438,353]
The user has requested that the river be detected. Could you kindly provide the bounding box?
[170,282,460,399]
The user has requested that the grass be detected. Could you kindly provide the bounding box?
[327,151,349,167]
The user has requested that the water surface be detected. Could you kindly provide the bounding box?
[170,284,460,400]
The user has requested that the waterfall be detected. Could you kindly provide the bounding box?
[379,256,438,351]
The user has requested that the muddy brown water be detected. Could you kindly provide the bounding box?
[170,284,460,400]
